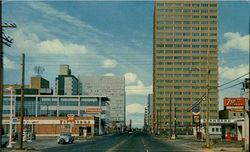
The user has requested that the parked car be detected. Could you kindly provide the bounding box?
[1,135,8,147]
[57,132,74,144]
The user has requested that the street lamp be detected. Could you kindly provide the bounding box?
[6,87,13,148]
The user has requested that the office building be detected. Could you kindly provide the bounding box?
[153,1,218,132]
[144,106,149,130]
[79,76,126,128]
[55,65,82,95]
[147,94,154,132]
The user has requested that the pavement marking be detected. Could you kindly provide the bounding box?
[106,135,131,152]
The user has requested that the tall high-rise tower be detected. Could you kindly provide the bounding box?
[153,1,218,133]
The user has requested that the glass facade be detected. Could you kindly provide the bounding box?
[2,95,110,123]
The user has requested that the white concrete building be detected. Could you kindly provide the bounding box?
[79,76,126,127]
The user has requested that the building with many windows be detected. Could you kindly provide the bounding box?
[79,76,126,128]
[153,1,218,133]
[147,94,154,133]
[55,65,82,95]
[2,95,110,137]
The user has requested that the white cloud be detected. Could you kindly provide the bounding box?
[27,2,111,37]
[219,64,249,80]
[103,73,115,76]
[12,28,87,56]
[3,57,17,69]
[126,104,145,114]
[124,72,137,84]
[220,32,249,53]
[126,80,153,95]
[102,59,117,68]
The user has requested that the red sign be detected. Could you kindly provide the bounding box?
[67,114,75,122]
[85,107,102,113]
[224,98,245,107]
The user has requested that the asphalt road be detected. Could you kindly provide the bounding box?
[42,133,200,152]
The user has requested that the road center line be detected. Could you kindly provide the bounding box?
[106,135,131,152]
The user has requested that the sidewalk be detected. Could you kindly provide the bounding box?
[156,135,244,152]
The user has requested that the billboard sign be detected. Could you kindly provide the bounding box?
[85,107,102,113]
[224,98,245,107]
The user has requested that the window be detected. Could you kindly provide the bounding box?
[166,38,173,42]
[192,21,199,25]
[156,50,164,53]
[183,56,191,60]
[183,27,191,30]
[192,10,200,13]
[210,10,217,13]
[192,27,200,30]
[210,4,217,7]
[174,21,182,24]
[210,33,217,36]
[183,4,190,7]
[233,113,236,117]
[192,39,199,42]
[157,3,164,7]
[210,27,217,30]
[212,128,215,132]
[201,10,208,13]
[165,56,173,60]
[201,4,208,7]
[183,21,190,24]
[183,39,191,42]
[192,4,200,7]
[201,16,208,19]
[183,9,191,13]
[174,9,182,13]
[192,15,200,19]
[201,21,208,25]
[183,15,191,18]
[192,33,199,36]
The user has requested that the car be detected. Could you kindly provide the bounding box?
[57,132,74,144]
[1,135,8,147]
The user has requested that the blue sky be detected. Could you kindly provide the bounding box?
[2,1,250,127]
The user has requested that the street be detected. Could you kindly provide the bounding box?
[42,133,199,152]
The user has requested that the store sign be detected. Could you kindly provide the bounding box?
[85,107,102,113]
[224,98,245,107]
[3,119,94,125]
[60,119,94,125]
[193,114,200,124]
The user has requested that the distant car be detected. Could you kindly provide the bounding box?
[1,135,8,147]
[57,132,74,144]
[128,131,133,135]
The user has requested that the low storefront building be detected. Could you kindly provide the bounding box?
[2,95,110,138]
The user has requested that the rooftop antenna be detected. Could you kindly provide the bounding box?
[33,66,45,77]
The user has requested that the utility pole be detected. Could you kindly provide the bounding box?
[0,2,3,148]
[170,93,172,137]
[156,108,159,134]
[174,104,177,138]
[160,106,161,134]
[206,51,210,148]
[0,3,16,146]
[19,54,25,149]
